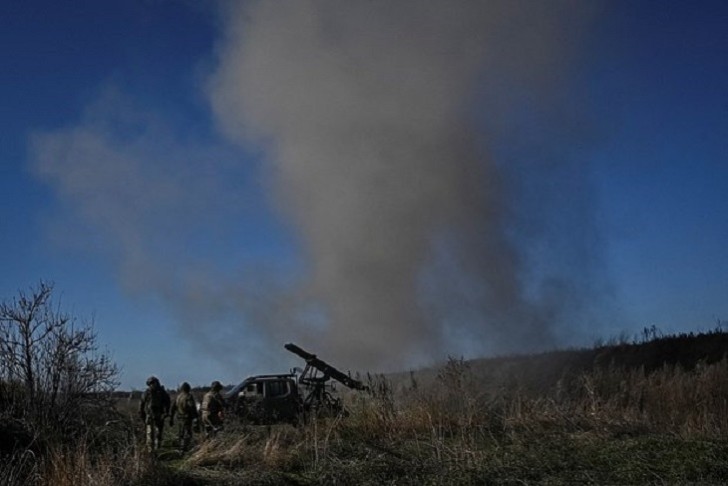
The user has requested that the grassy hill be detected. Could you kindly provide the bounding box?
[166,328,728,485]
[4,327,728,484]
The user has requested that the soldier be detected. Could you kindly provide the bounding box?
[139,376,171,451]
[201,380,225,438]
[169,381,198,451]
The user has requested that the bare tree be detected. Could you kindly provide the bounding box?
[0,281,119,439]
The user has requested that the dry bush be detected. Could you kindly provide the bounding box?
[0,283,159,486]
[345,374,397,436]
[0,282,119,445]
[568,358,728,437]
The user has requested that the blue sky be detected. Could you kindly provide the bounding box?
[1,1,726,390]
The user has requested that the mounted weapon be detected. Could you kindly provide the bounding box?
[285,343,368,416]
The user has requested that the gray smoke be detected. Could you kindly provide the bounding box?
[30,1,606,379]
[208,1,602,369]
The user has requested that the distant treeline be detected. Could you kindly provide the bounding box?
[389,326,728,395]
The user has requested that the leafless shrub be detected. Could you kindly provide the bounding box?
[0,282,119,441]
[0,282,127,485]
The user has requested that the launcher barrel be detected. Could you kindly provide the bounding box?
[284,343,315,361]
[284,343,367,391]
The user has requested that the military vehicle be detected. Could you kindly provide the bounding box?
[224,343,367,425]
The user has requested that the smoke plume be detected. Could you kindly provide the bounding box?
[31,1,605,378]
[208,1,601,369]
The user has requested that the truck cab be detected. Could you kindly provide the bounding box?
[224,374,302,425]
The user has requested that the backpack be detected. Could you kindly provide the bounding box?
[144,386,170,417]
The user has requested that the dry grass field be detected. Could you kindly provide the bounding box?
[4,328,728,485]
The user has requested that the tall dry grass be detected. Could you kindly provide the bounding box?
[0,413,177,486]
[526,357,728,437]
[4,332,728,484]
[176,353,728,484]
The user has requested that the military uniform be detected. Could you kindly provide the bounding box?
[139,376,171,451]
[170,382,198,451]
[201,380,225,438]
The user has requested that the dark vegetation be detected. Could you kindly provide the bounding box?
[2,282,728,484]
[0,282,133,485]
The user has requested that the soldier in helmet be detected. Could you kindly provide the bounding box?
[139,376,171,451]
[201,380,225,438]
[169,382,198,451]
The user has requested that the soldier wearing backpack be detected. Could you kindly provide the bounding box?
[169,381,198,451]
[139,376,171,451]
[201,380,225,438]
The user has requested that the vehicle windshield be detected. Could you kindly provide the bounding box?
[224,379,252,400]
